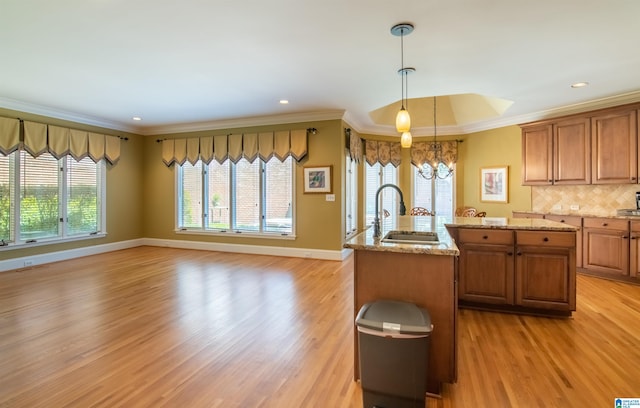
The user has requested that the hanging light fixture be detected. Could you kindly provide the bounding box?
[419,96,454,180]
[391,23,414,139]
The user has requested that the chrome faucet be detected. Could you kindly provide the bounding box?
[373,183,406,238]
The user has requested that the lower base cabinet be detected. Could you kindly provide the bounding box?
[453,228,576,315]
[582,217,629,277]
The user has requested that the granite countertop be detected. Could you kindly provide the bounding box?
[343,216,459,256]
[343,216,578,256]
[445,217,579,231]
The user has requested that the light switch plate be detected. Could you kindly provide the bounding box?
[326,194,335,202]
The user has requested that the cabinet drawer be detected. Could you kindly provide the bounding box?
[630,221,640,233]
[516,231,575,247]
[544,214,582,228]
[583,217,628,231]
[458,229,514,245]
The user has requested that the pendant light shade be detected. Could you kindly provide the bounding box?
[400,131,412,148]
[396,108,411,133]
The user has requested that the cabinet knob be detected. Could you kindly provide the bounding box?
[623,235,629,239]
[507,251,513,256]
[483,235,488,240]
[517,251,522,256]
[602,223,608,227]
[543,237,549,242]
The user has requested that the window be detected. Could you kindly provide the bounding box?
[364,162,398,228]
[177,156,294,236]
[0,150,105,246]
[413,163,455,219]
[345,155,358,237]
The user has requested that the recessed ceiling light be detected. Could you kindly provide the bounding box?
[279,100,289,105]
[571,82,589,88]
[132,116,142,121]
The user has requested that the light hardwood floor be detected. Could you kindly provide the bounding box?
[0,246,639,407]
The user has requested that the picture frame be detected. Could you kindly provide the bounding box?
[480,166,509,203]
[303,165,332,194]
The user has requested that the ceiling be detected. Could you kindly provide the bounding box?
[2,0,640,137]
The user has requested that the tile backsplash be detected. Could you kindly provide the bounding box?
[532,185,639,216]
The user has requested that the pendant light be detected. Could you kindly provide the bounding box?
[391,23,414,137]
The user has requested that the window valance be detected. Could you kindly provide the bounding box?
[365,140,401,167]
[410,140,458,168]
[346,128,363,164]
[0,117,122,164]
[161,129,308,167]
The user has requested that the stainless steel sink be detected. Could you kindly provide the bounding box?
[381,230,440,245]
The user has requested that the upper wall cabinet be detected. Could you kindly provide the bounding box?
[521,117,591,185]
[591,107,638,184]
[521,103,639,186]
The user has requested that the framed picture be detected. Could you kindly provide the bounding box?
[303,165,332,194]
[480,166,509,203]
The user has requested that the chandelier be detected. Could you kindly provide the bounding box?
[418,96,454,180]
[391,23,415,148]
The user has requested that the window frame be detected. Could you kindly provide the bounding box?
[0,150,107,250]
[176,157,296,239]
[411,162,456,219]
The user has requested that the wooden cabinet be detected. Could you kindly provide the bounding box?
[582,217,629,276]
[627,221,640,279]
[454,227,576,315]
[515,231,576,311]
[591,108,638,184]
[521,123,553,185]
[521,117,590,185]
[457,229,514,304]
[544,214,583,268]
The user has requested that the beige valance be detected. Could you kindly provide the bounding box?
[410,140,458,168]
[0,117,20,155]
[346,128,363,163]
[0,117,122,165]
[365,140,401,167]
[162,129,309,167]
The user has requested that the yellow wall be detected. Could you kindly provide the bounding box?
[457,125,531,217]
[141,119,345,251]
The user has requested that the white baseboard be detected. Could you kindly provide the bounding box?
[142,238,349,261]
[0,239,144,272]
[0,238,350,272]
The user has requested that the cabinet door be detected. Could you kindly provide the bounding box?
[544,214,582,268]
[521,124,553,185]
[591,108,638,184]
[583,228,629,276]
[516,245,575,311]
[458,243,514,304]
[554,117,591,184]
[629,221,640,279]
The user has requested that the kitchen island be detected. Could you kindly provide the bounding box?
[344,216,578,394]
[344,216,459,394]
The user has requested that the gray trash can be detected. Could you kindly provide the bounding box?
[355,300,432,408]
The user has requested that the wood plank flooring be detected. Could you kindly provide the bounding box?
[0,246,639,407]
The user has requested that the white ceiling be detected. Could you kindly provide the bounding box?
[2,0,640,136]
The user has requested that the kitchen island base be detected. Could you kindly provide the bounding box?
[353,249,457,394]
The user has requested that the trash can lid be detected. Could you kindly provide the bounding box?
[355,300,432,335]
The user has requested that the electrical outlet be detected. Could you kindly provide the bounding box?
[552,204,561,211]
[326,194,335,202]
[570,204,579,211]
[23,260,34,267]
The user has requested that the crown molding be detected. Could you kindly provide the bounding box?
[0,97,138,133]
